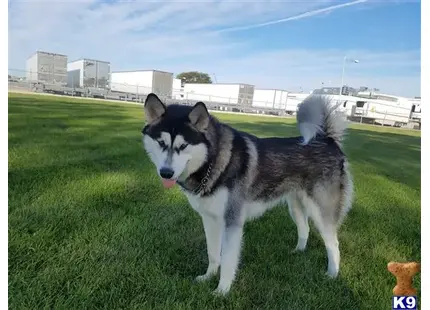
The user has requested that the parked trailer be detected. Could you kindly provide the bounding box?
[110,70,174,98]
[26,51,68,85]
[183,83,255,106]
[253,89,289,109]
[284,93,311,113]
[333,93,417,126]
[356,97,414,125]
[67,58,111,89]
[252,89,310,112]
[409,98,421,113]
[172,78,184,99]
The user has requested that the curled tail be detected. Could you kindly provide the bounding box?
[297,95,347,146]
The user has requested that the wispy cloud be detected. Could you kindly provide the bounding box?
[217,0,369,33]
[8,0,420,97]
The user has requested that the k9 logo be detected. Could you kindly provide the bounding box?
[392,296,417,310]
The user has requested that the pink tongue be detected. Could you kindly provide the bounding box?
[162,178,176,189]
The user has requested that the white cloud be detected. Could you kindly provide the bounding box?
[8,0,420,97]
[216,0,369,33]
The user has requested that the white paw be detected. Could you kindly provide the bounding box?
[212,286,230,297]
[195,274,212,282]
[291,243,307,253]
[325,270,339,279]
[291,247,306,254]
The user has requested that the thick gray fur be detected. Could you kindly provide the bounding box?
[141,93,354,295]
[297,95,347,146]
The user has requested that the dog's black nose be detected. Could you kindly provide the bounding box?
[159,167,174,179]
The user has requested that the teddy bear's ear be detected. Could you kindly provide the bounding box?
[387,262,400,274]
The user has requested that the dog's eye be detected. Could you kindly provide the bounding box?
[179,143,188,151]
[158,140,166,148]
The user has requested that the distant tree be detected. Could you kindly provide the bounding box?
[176,71,212,84]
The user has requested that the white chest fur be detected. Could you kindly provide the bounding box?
[182,187,289,222]
[244,195,290,221]
[182,187,229,219]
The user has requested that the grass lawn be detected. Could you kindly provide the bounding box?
[8,93,421,309]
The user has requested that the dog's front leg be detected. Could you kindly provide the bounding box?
[214,199,244,296]
[195,213,223,282]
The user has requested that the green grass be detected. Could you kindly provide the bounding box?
[8,93,421,309]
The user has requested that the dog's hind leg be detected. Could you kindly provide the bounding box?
[301,191,340,278]
[319,225,340,278]
[287,193,309,252]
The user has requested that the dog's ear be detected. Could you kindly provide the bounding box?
[144,93,166,124]
[189,102,209,131]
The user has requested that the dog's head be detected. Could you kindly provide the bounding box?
[141,93,211,188]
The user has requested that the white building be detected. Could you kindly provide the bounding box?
[67,58,111,89]
[26,51,68,85]
[183,83,254,105]
[110,70,173,97]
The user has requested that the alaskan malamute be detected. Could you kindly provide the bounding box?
[141,93,353,295]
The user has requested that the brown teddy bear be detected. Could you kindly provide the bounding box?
[387,261,420,296]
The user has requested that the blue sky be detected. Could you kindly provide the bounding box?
[8,0,421,97]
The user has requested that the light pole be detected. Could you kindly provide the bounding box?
[339,56,359,96]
